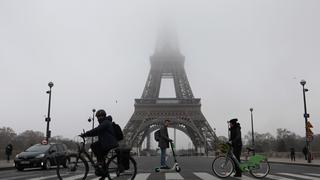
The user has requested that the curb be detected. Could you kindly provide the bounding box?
[0,166,15,171]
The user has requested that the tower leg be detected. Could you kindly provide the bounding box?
[146,134,151,150]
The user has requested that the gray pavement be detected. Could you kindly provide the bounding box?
[1,157,319,171]
[268,157,320,167]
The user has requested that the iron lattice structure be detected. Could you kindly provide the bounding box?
[123,39,218,153]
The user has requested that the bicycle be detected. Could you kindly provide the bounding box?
[212,142,270,178]
[56,135,137,180]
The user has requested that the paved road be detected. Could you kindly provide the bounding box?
[0,156,320,180]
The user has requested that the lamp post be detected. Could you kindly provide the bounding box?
[300,79,311,163]
[45,82,54,142]
[88,109,96,158]
[250,108,255,155]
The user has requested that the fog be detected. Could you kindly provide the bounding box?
[1,0,319,149]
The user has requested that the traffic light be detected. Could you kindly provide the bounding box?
[306,121,313,141]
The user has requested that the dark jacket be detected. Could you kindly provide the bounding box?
[158,125,171,149]
[5,144,13,155]
[229,123,242,148]
[83,116,118,150]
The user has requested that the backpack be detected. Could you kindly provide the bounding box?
[112,122,124,141]
[154,129,160,142]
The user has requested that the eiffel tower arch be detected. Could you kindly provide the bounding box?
[123,34,218,154]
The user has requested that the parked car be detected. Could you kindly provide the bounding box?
[14,142,68,171]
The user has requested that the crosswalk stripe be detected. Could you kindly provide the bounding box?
[304,173,320,177]
[84,174,103,180]
[238,175,257,180]
[3,171,320,180]
[266,174,295,180]
[165,172,184,180]
[5,174,43,180]
[193,172,220,180]
[89,172,144,180]
[277,173,315,180]
[27,174,59,180]
[62,173,93,180]
[131,173,151,180]
[89,173,115,180]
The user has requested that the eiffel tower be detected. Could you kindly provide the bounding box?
[123,33,217,153]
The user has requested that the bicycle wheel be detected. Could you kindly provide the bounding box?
[105,155,137,180]
[212,155,234,178]
[249,159,270,178]
[56,154,89,180]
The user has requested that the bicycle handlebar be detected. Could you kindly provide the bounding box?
[77,130,87,152]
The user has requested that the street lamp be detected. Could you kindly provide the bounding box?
[88,109,96,158]
[45,82,54,142]
[300,79,311,163]
[250,108,255,155]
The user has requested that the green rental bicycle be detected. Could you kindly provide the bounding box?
[212,143,270,178]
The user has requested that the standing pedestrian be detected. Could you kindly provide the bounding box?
[229,118,242,177]
[158,119,173,169]
[5,144,13,162]
[302,146,308,160]
[290,147,295,161]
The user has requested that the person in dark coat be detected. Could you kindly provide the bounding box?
[81,109,118,176]
[302,146,308,160]
[290,147,295,161]
[5,144,13,162]
[229,118,242,177]
[158,119,172,169]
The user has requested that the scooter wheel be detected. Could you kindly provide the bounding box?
[155,168,160,172]
[175,165,181,172]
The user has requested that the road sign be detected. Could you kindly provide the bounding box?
[306,121,314,142]
[306,121,313,128]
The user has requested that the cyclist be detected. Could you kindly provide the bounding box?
[229,118,242,177]
[80,109,119,176]
[158,119,173,169]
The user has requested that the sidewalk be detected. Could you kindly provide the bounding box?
[0,160,15,170]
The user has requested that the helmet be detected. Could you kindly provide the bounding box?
[96,109,106,118]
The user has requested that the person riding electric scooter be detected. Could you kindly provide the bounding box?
[154,119,181,172]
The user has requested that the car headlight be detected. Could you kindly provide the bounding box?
[15,154,20,159]
[35,154,45,158]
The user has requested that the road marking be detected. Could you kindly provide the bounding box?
[5,174,46,180]
[90,173,116,180]
[277,173,315,180]
[131,173,151,180]
[27,174,59,180]
[194,172,220,180]
[266,174,295,180]
[238,175,257,180]
[165,172,184,179]
[62,173,93,180]
[85,174,106,180]
[304,173,320,177]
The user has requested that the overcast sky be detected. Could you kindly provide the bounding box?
[1,0,319,149]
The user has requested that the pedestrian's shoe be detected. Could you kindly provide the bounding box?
[95,168,105,177]
[161,165,170,169]
[94,164,106,177]
[118,164,125,173]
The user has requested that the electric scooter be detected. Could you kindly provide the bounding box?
[155,141,181,172]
